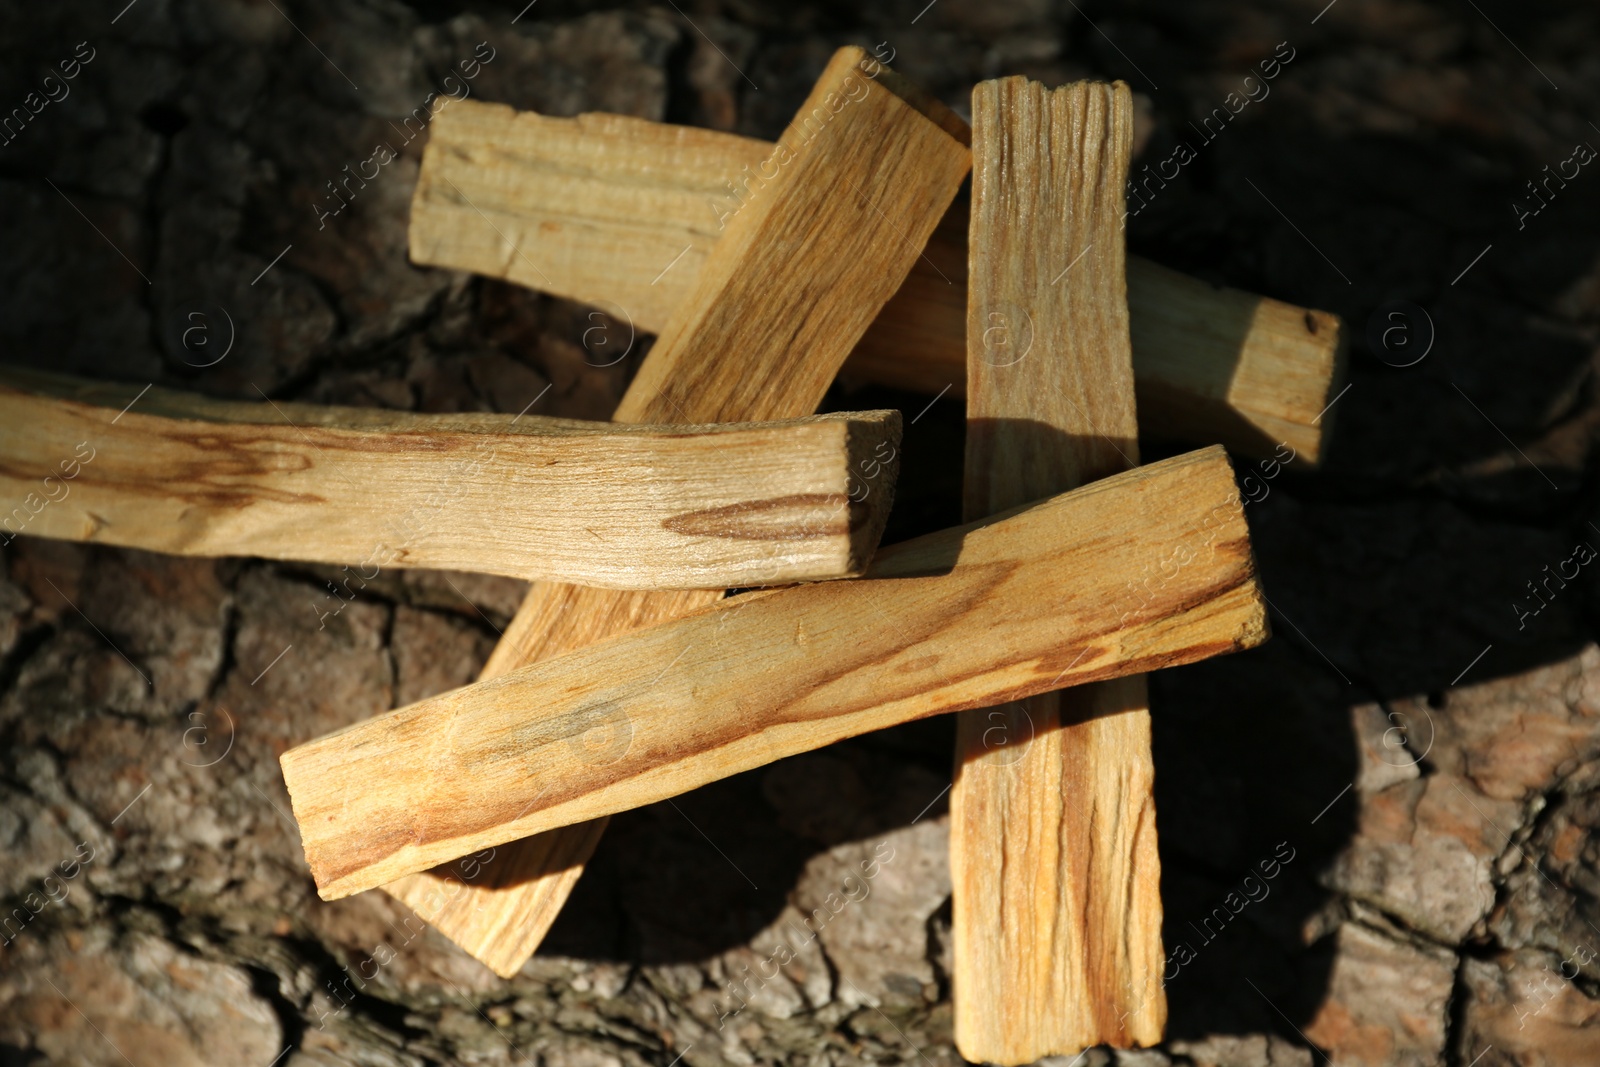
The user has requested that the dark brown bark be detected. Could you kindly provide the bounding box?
[3,1,1599,1065]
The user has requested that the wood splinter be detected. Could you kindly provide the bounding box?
[0,368,901,589]
[281,445,1270,901]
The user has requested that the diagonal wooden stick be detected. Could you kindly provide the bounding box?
[410,100,1347,463]
[0,368,900,588]
[952,78,1162,1064]
[374,46,973,977]
[281,445,1269,901]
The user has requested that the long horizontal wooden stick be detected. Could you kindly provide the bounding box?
[953,78,1163,1063]
[281,445,1269,901]
[410,100,1347,463]
[0,368,901,589]
[381,46,974,976]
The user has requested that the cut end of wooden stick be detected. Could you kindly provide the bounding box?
[1126,258,1349,466]
[613,47,972,427]
[848,46,973,147]
[841,408,902,574]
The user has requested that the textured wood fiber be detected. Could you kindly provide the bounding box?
[0,370,900,589]
[952,77,1163,1064]
[410,100,1346,462]
[381,46,973,975]
[282,445,1269,902]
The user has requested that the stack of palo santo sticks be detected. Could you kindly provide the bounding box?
[0,48,1347,1063]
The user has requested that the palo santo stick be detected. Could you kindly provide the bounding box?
[410,100,1346,462]
[852,209,1347,464]
[952,78,1162,1064]
[282,445,1269,901]
[380,584,715,975]
[0,368,900,589]
[611,56,969,422]
[380,46,972,976]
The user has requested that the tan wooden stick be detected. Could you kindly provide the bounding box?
[0,369,901,588]
[281,445,1269,901]
[952,78,1163,1064]
[411,100,1346,462]
[377,46,972,976]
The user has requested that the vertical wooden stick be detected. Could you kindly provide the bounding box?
[951,77,1165,1062]
[380,46,972,977]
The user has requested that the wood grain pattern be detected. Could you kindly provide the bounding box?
[0,368,900,589]
[611,50,968,424]
[952,78,1163,1064]
[382,584,714,976]
[410,107,764,332]
[850,208,1349,465]
[410,99,1346,462]
[282,445,1269,901]
[378,46,973,976]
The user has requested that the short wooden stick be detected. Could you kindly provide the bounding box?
[0,368,900,589]
[410,100,1346,462]
[281,445,1269,901]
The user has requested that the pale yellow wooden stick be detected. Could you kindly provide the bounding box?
[952,77,1163,1064]
[377,45,973,977]
[281,445,1269,901]
[410,100,1346,463]
[0,368,900,589]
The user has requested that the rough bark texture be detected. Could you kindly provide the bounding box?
[2,2,1599,1066]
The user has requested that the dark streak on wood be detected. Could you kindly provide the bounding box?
[662,493,854,540]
